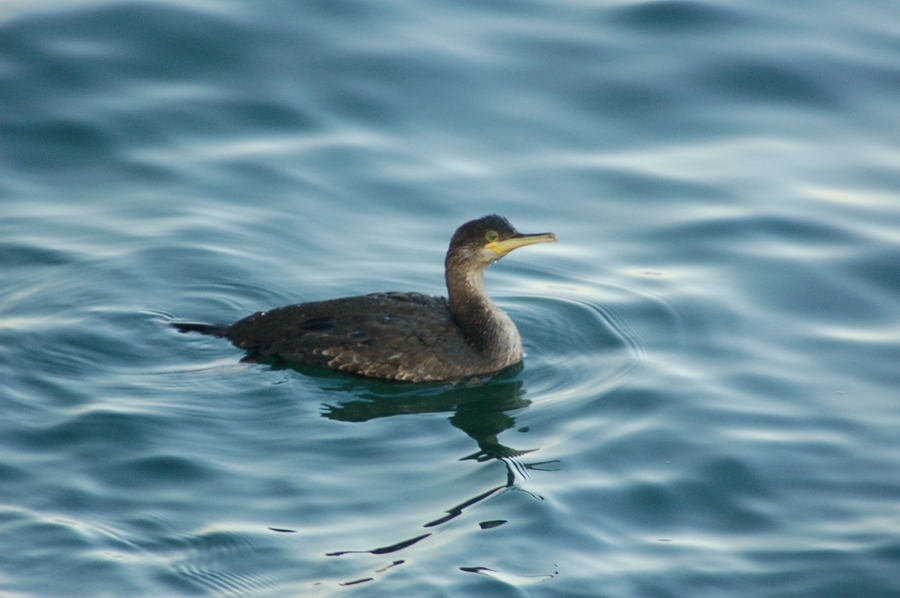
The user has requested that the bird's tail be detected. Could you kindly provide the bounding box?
[172,321,228,337]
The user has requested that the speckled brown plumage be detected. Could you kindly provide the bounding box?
[174,215,556,382]
[227,292,493,382]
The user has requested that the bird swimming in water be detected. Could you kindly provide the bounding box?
[174,215,557,382]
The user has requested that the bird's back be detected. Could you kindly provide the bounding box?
[225,292,499,382]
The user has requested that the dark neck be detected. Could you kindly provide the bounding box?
[445,253,523,365]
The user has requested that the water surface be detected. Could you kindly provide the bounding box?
[2,1,900,596]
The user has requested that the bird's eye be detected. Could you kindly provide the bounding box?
[486,231,499,242]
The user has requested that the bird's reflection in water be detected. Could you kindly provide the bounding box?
[268,363,558,580]
[323,364,531,463]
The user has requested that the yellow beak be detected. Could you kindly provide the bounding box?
[485,232,558,256]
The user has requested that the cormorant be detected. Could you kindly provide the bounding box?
[174,215,556,382]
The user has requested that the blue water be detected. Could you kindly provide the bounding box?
[2,1,900,596]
